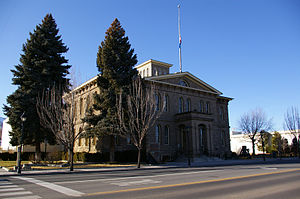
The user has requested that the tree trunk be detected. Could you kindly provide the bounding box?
[68,148,71,164]
[109,135,115,162]
[35,142,41,162]
[298,136,300,159]
[69,143,74,171]
[251,139,256,157]
[137,148,141,168]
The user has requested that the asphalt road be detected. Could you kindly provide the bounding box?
[1,163,300,199]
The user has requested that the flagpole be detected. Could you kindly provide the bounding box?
[178,4,182,73]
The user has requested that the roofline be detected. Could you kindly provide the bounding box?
[146,72,223,95]
[70,75,98,93]
[217,96,234,101]
[135,59,173,69]
[144,79,220,95]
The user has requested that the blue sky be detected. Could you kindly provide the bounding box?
[0,0,299,130]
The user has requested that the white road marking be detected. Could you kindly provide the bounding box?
[259,166,278,170]
[56,169,222,184]
[110,179,162,187]
[0,191,32,197]
[12,176,84,197]
[0,185,19,188]
[3,195,41,199]
[0,181,13,185]
[0,187,24,192]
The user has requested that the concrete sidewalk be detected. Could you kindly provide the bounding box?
[1,158,299,177]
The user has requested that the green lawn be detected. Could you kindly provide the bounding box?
[0,161,30,167]
[0,161,136,170]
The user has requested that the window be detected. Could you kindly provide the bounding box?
[186,98,191,112]
[85,137,88,146]
[93,137,97,145]
[206,102,210,113]
[155,93,160,111]
[199,100,204,113]
[164,95,169,112]
[127,135,131,144]
[79,98,83,116]
[115,135,120,145]
[164,126,169,145]
[179,80,188,87]
[143,70,145,77]
[78,128,82,146]
[86,95,91,110]
[74,101,77,119]
[220,107,224,120]
[155,125,161,143]
[198,126,203,147]
[179,97,184,113]
[221,131,225,145]
[146,68,149,77]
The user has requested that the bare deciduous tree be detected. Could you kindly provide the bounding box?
[284,106,300,157]
[116,76,163,168]
[36,87,89,171]
[239,109,272,156]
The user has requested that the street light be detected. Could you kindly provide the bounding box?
[17,112,26,174]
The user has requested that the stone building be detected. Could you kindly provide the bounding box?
[72,59,232,162]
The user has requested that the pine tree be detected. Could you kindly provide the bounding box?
[3,14,71,161]
[84,18,137,161]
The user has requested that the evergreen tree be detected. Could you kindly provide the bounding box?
[3,14,71,161]
[84,18,137,161]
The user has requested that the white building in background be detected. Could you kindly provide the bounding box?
[1,118,16,151]
[230,130,299,155]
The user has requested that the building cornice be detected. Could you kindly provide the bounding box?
[135,59,173,69]
[146,72,223,95]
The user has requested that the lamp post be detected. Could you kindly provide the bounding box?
[17,112,26,174]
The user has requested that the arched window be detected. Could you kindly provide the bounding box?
[206,102,210,113]
[199,100,204,113]
[221,131,225,145]
[85,137,88,146]
[179,80,189,87]
[155,125,161,143]
[78,128,82,146]
[164,126,169,145]
[127,135,131,144]
[164,95,169,112]
[93,136,97,145]
[198,126,203,148]
[79,98,83,116]
[74,101,77,119]
[179,97,184,113]
[155,93,160,111]
[186,98,191,112]
[220,107,224,120]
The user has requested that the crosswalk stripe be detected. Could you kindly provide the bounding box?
[0,187,25,192]
[12,176,84,197]
[3,195,42,199]
[0,185,19,189]
[0,191,32,197]
[0,182,13,185]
